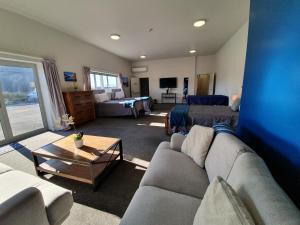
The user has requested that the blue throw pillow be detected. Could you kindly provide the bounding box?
[212,122,236,136]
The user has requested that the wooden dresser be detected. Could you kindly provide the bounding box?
[63,91,96,126]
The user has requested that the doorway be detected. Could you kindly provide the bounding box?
[140,78,149,96]
[0,60,47,145]
[183,77,189,103]
[196,74,210,96]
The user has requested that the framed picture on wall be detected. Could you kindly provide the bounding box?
[64,72,77,82]
[121,76,129,87]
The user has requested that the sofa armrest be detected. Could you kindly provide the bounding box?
[170,133,186,151]
[0,187,50,225]
[0,163,13,174]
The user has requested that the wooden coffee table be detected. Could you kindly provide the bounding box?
[31,135,123,190]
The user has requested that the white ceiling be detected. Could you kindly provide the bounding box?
[0,0,250,61]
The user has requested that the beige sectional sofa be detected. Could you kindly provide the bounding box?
[120,133,300,225]
[0,163,73,225]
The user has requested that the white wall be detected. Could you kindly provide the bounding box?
[132,56,215,102]
[0,8,131,95]
[215,22,249,101]
[132,22,248,104]
[196,55,216,94]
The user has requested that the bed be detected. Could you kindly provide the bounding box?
[188,105,239,127]
[167,104,239,134]
[95,98,143,118]
[93,89,152,118]
[187,95,229,106]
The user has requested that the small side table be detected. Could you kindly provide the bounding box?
[161,93,177,104]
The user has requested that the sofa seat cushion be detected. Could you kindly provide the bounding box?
[0,170,73,225]
[205,133,253,182]
[227,153,300,225]
[120,186,201,225]
[140,147,209,198]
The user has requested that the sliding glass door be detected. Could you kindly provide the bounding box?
[0,120,5,142]
[0,60,47,145]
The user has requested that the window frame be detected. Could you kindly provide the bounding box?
[90,71,118,90]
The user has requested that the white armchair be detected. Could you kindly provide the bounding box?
[0,163,73,225]
[0,187,49,225]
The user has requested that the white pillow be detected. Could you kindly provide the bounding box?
[106,92,112,100]
[115,91,125,99]
[181,125,214,168]
[231,97,241,112]
[193,176,255,225]
[94,93,109,102]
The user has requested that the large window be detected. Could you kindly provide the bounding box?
[90,72,118,90]
[0,60,47,145]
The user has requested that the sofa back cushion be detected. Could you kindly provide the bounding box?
[205,133,253,182]
[227,152,300,225]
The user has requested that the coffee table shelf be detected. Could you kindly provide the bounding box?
[32,135,123,190]
[37,151,120,184]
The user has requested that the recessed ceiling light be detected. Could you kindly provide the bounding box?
[193,20,206,28]
[140,55,146,59]
[189,50,197,54]
[110,34,120,40]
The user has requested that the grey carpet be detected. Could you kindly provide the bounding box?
[0,104,173,225]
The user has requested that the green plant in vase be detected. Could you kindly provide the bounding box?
[73,131,84,148]
[61,114,84,148]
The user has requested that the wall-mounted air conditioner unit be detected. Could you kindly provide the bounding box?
[132,66,148,73]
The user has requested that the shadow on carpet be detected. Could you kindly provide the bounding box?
[44,159,145,217]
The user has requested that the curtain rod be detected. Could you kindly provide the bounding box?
[0,50,43,61]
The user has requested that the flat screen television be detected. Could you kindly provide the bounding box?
[160,77,177,88]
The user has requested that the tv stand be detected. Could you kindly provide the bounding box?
[161,93,177,104]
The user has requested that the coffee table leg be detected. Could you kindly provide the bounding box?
[89,165,96,191]
[119,140,123,161]
[32,154,43,176]
[92,182,97,191]
[91,139,124,191]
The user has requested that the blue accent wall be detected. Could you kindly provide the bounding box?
[238,0,300,207]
